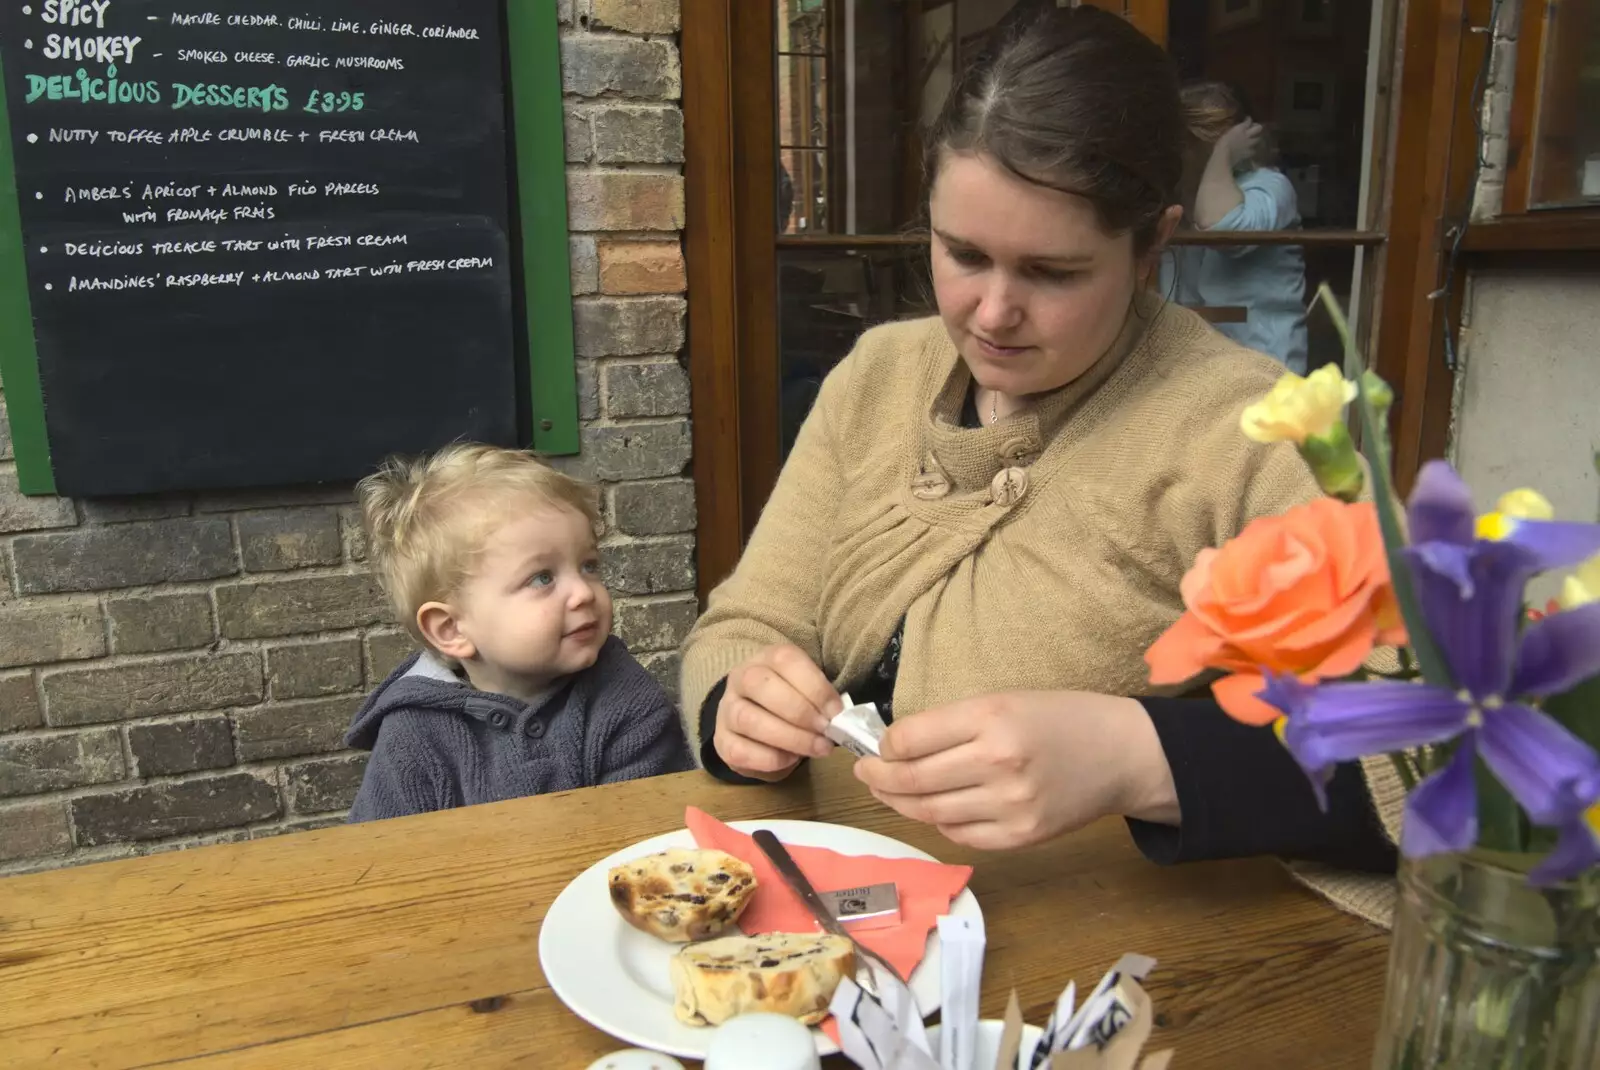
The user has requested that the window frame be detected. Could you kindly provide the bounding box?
[1468,0,1600,250]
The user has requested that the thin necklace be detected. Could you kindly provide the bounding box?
[988,389,999,425]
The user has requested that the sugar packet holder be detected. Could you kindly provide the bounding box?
[827,692,888,758]
[1013,953,1175,1070]
[1028,953,1155,1064]
[832,946,1176,1070]
[1013,977,1174,1070]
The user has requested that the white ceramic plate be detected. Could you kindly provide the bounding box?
[924,1021,1047,1070]
[539,819,983,1060]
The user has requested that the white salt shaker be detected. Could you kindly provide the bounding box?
[703,1013,822,1070]
[583,1050,685,1070]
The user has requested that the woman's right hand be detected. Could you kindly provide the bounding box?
[712,644,841,781]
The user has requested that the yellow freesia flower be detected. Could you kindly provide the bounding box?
[1476,488,1555,540]
[1560,553,1600,608]
[1241,366,1358,444]
[1497,488,1555,521]
[1241,368,1363,500]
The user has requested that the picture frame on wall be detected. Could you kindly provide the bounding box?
[1277,69,1338,133]
[1210,0,1264,32]
[1287,0,1337,39]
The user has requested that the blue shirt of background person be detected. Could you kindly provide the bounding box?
[1163,81,1309,374]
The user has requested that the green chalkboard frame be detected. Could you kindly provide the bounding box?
[0,0,579,497]
[0,42,52,494]
[507,0,579,457]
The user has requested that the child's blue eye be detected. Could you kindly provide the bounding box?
[581,559,601,576]
[528,570,554,588]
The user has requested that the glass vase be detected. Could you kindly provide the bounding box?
[1371,851,1600,1069]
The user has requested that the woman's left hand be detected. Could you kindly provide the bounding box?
[852,690,1178,850]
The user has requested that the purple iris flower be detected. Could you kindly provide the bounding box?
[1261,461,1600,883]
[1528,771,1600,885]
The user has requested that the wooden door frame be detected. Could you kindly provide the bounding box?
[683,0,781,601]
[1369,0,1481,495]
[685,0,1470,601]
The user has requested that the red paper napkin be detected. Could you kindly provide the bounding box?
[684,807,974,1042]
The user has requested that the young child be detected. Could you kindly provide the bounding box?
[344,443,693,822]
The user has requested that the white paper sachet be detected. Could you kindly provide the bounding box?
[838,978,889,1068]
[1050,979,1159,1070]
[1070,983,1139,1054]
[834,978,889,1070]
[876,949,935,1059]
[827,692,888,758]
[936,913,986,1070]
[832,977,941,1070]
[1061,955,1156,1052]
[1025,980,1076,1069]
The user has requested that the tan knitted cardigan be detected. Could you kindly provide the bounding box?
[680,293,1403,928]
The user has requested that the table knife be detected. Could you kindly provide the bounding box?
[751,828,904,994]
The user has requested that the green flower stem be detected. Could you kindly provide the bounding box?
[1300,423,1365,502]
[1313,284,1454,691]
[1542,674,1600,755]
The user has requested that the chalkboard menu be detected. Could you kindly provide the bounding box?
[0,1,573,497]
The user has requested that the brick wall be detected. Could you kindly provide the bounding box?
[0,0,694,875]
[1470,0,1521,220]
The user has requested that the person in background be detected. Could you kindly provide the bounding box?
[1164,80,1310,373]
[778,161,795,232]
[680,5,1397,926]
[344,444,692,822]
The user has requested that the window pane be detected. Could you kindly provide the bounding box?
[778,0,827,53]
[1167,0,1386,231]
[774,0,1029,237]
[778,245,933,457]
[777,54,829,151]
[779,148,830,234]
[1530,4,1600,208]
[774,0,1393,237]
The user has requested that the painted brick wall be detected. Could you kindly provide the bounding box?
[1471,0,1521,221]
[0,0,694,875]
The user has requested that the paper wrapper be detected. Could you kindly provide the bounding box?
[834,949,1177,1070]
[825,693,888,758]
[1004,978,1176,1070]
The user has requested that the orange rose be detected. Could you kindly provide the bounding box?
[1144,498,1406,725]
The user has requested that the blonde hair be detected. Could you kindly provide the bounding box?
[1180,81,1242,144]
[358,442,602,647]
[1180,80,1278,166]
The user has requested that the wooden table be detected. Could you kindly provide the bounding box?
[0,756,1391,1068]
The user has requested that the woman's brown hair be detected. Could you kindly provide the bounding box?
[924,3,1185,255]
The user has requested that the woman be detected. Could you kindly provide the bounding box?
[1164,81,1311,373]
[681,6,1396,922]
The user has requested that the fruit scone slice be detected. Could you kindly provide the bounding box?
[608,847,758,942]
[671,932,856,1026]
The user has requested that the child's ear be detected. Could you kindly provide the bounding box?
[417,602,476,661]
